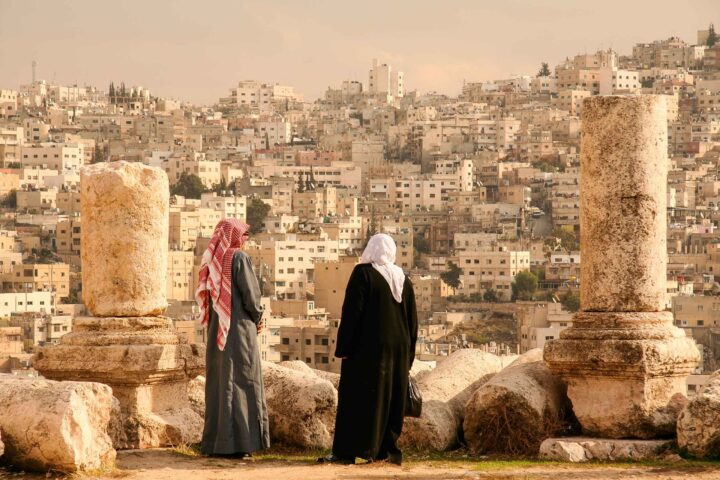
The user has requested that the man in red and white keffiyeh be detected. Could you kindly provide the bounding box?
[195,218,250,351]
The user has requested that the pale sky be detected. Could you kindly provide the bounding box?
[0,0,716,105]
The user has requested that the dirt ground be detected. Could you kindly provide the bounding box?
[4,448,720,480]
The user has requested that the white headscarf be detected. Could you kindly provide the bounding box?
[360,233,406,303]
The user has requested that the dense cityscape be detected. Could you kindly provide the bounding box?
[1,14,720,475]
[0,25,719,378]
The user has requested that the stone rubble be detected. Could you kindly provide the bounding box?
[263,362,338,449]
[539,437,673,462]
[677,370,720,458]
[0,376,116,473]
[399,349,503,451]
[463,350,572,455]
[279,360,341,389]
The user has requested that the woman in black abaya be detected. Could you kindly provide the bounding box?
[320,233,418,466]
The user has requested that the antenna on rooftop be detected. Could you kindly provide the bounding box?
[32,60,37,83]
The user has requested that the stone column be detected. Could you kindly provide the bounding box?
[544,96,700,439]
[35,161,204,449]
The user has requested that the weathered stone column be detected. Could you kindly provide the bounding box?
[544,96,700,439]
[35,161,204,449]
[80,162,168,316]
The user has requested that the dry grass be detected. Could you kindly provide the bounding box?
[466,393,576,456]
[169,443,202,458]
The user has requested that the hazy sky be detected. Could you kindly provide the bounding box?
[0,0,716,104]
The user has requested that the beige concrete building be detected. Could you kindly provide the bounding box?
[517,301,573,353]
[313,256,358,318]
[20,143,83,172]
[276,319,340,372]
[250,234,341,300]
[55,217,81,257]
[1,263,70,300]
[167,250,195,302]
[16,188,57,211]
[293,186,337,219]
[457,246,531,300]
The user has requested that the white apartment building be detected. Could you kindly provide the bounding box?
[248,161,362,191]
[20,143,83,172]
[256,119,292,146]
[368,59,404,101]
[518,301,573,353]
[252,235,341,300]
[392,174,464,213]
[434,158,474,192]
[199,192,247,222]
[598,67,641,95]
[0,291,54,317]
[221,80,303,111]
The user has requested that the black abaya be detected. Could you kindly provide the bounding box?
[332,264,418,460]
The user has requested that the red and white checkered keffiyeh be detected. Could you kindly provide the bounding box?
[196,219,250,351]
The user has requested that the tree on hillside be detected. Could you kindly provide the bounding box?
[512,270,538,301]
[212,176,235,195]
[483,288,499,302]
[440,261,462,290]
[1,190,17,208]
[246,198,271,234]
[537,62,551,77]
[546,226,579,252]
[708,23,718,47]
[170,172,207,199]
[560,290,580,312]
[413,232,430,254]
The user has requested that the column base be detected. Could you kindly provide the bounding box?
[34,317,205,449]
[544,312,700,439]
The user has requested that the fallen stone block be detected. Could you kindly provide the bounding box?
[539,437,672,462]
[400,349,503,451]
[463,351,573,455]
[507,348,543,367]
[263,362,338,449]
[410,359,434,380]
[0,376,116,473]
[678,371,720,458]
[279,360,340,389]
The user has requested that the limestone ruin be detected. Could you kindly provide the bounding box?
[544,96,701,439]
[34,161,204,449]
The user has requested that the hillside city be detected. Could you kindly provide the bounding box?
[0,24,719,397]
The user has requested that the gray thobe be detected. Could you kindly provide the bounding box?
[201,250,270,455]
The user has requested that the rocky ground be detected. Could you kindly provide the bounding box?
[1,448,719,480]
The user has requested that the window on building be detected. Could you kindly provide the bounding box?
[281,338,289,345]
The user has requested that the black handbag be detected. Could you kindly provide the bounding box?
[405,376,422,418]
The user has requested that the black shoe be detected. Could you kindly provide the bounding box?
[317,454,354,464]
[387,453,402,466]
